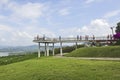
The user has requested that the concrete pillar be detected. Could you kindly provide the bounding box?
[44,43,47,56]
[59,36,61,41]
[38,42,40,57]
[47,43,49,56]
[52,43,55,56]
[60,42,63,56]
[75,42,77,49]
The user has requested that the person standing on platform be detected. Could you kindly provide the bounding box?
[93,35,95,40]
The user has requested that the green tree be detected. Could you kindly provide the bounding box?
[114,22,120,45]
[115,22,120,33]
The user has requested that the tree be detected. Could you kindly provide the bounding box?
[114,22,120,39]
[115,22,120,33]
[114,22,120,45]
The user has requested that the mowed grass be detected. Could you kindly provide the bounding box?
[0,57,120,80]
[65,46,120,57]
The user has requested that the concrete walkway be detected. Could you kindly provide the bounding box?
[54,54,120,61]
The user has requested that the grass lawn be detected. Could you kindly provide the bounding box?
[65,46,120,57]
[0,57,120,80]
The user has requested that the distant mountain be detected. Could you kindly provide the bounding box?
[0,45,38,52]
[0,46,10,49]
[0,45,60,52]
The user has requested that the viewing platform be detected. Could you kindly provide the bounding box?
[33,36,115,43]
[33,35,116,57]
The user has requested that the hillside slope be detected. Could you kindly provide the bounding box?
[65,46,120,57]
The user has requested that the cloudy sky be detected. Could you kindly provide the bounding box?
[0,0,120,46]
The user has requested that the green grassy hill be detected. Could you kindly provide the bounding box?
[0,46,120,80]
[65,46,120,57]
[0,57,120,80]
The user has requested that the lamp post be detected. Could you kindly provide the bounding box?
[110,27,114,36]
[43,34,45,40]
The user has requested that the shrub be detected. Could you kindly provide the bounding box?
[113,32,120,39]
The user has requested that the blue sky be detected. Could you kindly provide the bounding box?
[0,0,120,46]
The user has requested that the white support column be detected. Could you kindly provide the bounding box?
[60,42,63,56]
[75,42,78,49]
[38,42,40,57]
[44,43,47,56]
[52,43,55,56]
[47,43,49,56]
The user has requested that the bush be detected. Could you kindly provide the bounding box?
[115,40,120,45]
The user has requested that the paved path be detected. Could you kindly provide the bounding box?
[54,54,120,61]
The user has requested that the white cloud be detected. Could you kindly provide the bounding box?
[0,1,47,26]
[81,19,110,36]
[103,10,120,19]
[35,27,55,36]
[0,15,6,19]
[60,19,111,37]
[12,31,33,39]
[59,27,79,36]
[85,0,103,4]
[0,38,6,42]
[8,2,45,19]
[58,8,70,16]
[85,0,95,4]
[0,0,9,5]
[0,0,10,10]
[0,23,56,46]
[3,30,32,45]
[0,24,11,31]
[91,19,109,27]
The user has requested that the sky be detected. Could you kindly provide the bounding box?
[0,0,120,46]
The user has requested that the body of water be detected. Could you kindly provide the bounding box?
[0,52,9,57]
[0,51,32,57]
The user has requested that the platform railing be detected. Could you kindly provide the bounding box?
[34,36,114,42]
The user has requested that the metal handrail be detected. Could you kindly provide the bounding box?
[34,36,114,42]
